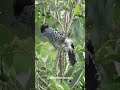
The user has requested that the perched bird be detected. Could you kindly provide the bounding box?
[40,25,76,66]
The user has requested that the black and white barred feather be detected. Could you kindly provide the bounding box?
[41,25,76,66]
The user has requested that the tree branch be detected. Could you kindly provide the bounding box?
[66,0,80,36]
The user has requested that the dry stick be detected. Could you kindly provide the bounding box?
[64,58,70,74]
[56,11,64,31]
[62,50,64,75]
[58,4,70,82]
[55,49,60,76]
[58,11,67,80]
[63,52,66,75]
[55,0,79,83]
[58,3,70,81]
[60,11,68,77]
[57,45,65,83]
[63,0,80,74]
[66,12,69,31]
[64,11,67,33]
[36,73,51,90]
[63,0,80,37]
[59,11,70,78]
[48,2,63,78]
[59,47,63,83]
[67,0,80,32]
[53,0,65,83]
[54,0,56,6]
[64,11,69,35]
[64,51,70,74]
[53,0,65,31]
[56,0,64,32]
[56,0,58,7]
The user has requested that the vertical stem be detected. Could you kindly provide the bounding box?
[64,11,66,29]
[62,51,65,75]
[64,52,70,74]
[55,50,60,76]
[67,0,80,34]
[59,48,63,83]
[63,52,66,75]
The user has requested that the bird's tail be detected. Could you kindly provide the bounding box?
[68,50,76,66]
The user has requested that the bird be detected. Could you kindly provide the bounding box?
[40,24,76,66]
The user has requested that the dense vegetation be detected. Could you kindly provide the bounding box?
[86,0,120,89]
[35,0,85,90]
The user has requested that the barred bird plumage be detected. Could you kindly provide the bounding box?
[41,25,76,66]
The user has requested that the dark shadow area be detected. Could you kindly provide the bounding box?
[85,0,120,90]
[0,0,35,89]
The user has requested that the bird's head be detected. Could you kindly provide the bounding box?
[41,24,49,33]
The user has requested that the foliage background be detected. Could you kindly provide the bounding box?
[1,0,119,90]
[35,0,85,90]
[86,0,120,90]
[0,0,34,89]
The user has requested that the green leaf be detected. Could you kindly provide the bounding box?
[65,67,75,77]
[41,55,48,63]
[50,78,64,90]
[62,81,70,90]
[74,5,80,16]
[69,65,84,89]
[71,18,82,45]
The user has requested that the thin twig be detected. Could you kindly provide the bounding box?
[59,48,63,83]
[63,52,66,75]
[36,73,51,90]
[61,0,80,41]
[62,51,65,75]
[64,11,67,33]
[55,0,64,32]
[67,0,80,34]
[55,50,60,76]
[39,86,44,90]
[64,53,70,74]
[58,45,65,83]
